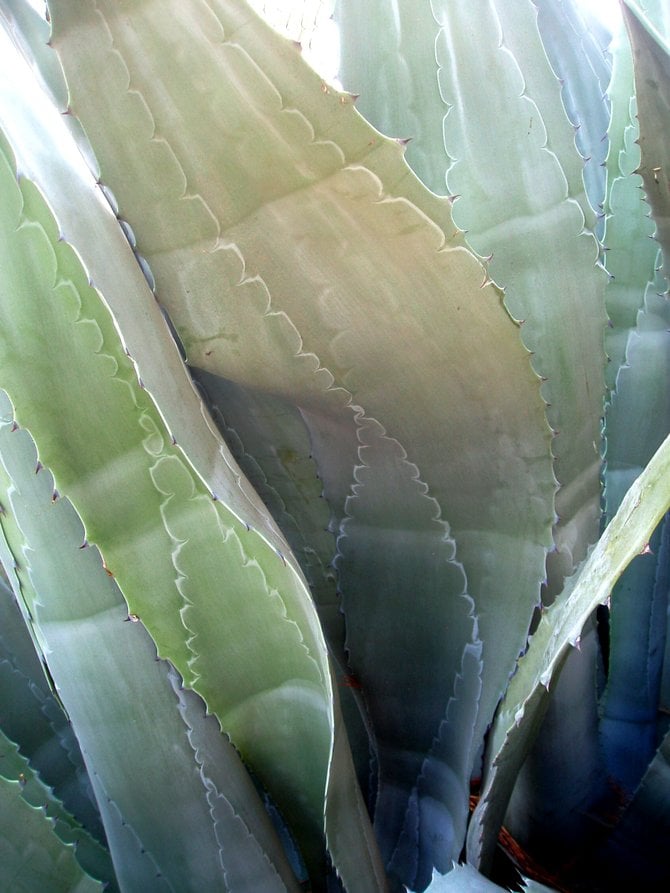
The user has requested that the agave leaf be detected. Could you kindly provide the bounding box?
[0,727,114,889]
[47,3,555,833]
[600,276,670,789]
[0,395,302,891]
[533,0,612,233]
[432,0,607,597]
[0,771,104,893]
[0,7,291,564]
[0,111,384,888]
[602,22,659,389]
[585,725,670,888]
[336,0,451,195]
[468,431,670,870]
[192,370,342,652]
[335,416,480,889]
[0,13,388,885]
[622,0,670,286]
[503,621,606,876]
[0,578,106,844]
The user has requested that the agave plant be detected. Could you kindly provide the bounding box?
[0,0,669,890]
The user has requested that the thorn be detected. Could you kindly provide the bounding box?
[10,422,18,432]
[244,522,250,532]
[35,461,43,474]
[126,613,140,623]
[103,562,114,576]
[171,436,177,446]
[211,492,218,501]
[52,490,59,502]
[395,137,412,147]
[79,540,89,549]
[276,549,287,566]
[640,543,653,555]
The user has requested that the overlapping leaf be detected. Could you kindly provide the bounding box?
[468,432,670,871]
[43,2,555,888]
[0,93,385,885]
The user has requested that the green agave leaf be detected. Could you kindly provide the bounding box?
[0,397,302,891]
[46,3,554,829]
[635,0,670,40]
[0,8,292,566]
[0,771,103,893]
[495,0,601,233]
[0,727,113,889]
[468,431,670,871]
[0,111,383,888]
[622,0,670,286]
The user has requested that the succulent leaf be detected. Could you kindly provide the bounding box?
[468,430,670,870]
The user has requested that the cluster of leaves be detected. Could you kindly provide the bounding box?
[0,0,669,891]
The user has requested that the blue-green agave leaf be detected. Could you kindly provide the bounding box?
[533,0,612,233]
[468,431,670,870]
[585,726,670,888]
[602,22,659,389]
[335,416,479,890]
[0,579,105,844]
[0,770,104,893]
[0,726,114,889]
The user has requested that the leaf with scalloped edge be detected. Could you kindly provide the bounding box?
[0,578,106,845]
[0,772,104,893]
[533,0,612,235]
[0,393,303,891]
[0,727,114,890]
[0,115,385,888]
[47,2,555,815]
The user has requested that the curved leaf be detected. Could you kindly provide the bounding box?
[468,431,670,870]
[47,2,555,826]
